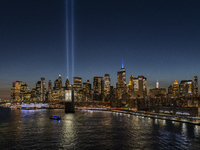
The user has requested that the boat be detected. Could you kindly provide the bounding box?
[50,115,61,120]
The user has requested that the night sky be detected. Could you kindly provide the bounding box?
[1,0,200,99]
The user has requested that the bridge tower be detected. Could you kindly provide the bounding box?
[65,89,75,113]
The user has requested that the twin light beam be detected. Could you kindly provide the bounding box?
[66,0,74,84]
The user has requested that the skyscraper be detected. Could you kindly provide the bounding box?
[73,77,82,91]
[93,76,104,95]
[36,81,41,101]
[168,85,173,97]
[173,80,179,97]
[41,78,45,101]
[120,60,126,85]
[11,81,22,102]
[48,80,52,101]
[133,76,147,98]
[65,77,70,89]
[104,74,110,94]
[194,76,198,96]
[58,75,62,89]
[128,75,134,98]
[116,71,124,99]
[179,80,194,96]
[83,80,92,101]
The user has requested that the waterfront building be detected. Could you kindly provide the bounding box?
[11,81,22,102]
[173,80,179,97]
[104,74,110,95]
[194,76,198,96]
[20,82,30,102]
[180,80,194,97]
[155,105,199,117]
[11,81,31,103]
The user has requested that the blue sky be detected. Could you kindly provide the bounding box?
[0,0,200,99]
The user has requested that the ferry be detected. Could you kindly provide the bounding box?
[50,115,61,120]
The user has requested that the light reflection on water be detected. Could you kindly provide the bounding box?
[0,108,200,149]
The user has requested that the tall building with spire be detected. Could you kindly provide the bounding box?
[156,79,159,88]
[120,60,126,85]
[173,80,179,97]
[149,80,166,98]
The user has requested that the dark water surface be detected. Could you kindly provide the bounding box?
[0,108,200,150]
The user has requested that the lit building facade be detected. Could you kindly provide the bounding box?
[73,77,82,101]
[73,77,82,91]
[173,80,179,97]
[133,76,147,98]
[41,78,45,101]
[36,81,41,101]
[128,75,134,98]
[120,60,126,85]
[11,81,22,102]
[11,81,30,102]
[149,80,166,98]
[156,79,159,88]
[65,78,70,89]
[93,76,104,95]
[48,80,52,101]
[104,74,110,95]
[83,80,92,101]
[116,71,124,99]
[179,80,194,97]
[168,85,173,97]
[58,75,62,89]
[194,76,198,96]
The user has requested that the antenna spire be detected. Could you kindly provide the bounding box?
[122,60,124,68]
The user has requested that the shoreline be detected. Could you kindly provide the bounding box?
[1,106,200,125]
[77,107,200,126]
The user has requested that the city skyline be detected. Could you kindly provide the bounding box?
[1,0,200,99]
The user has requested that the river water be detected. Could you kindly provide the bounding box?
[0,108,200,150]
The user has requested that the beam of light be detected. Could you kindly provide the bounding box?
[71,0,74,84]
[66,0,69,78]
